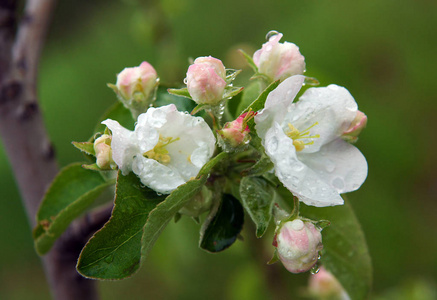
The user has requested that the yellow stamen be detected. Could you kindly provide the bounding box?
[286,122,320,151]
[143,135,179,164]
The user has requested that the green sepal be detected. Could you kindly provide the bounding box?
[167,87,192,100]
[33,163,114,255]
[191,103,210,115]
[72,141,95,156]
[199,193,244,252]
[223,86,244,99]
[225,69,242,84]
[239,49,258,73]
[239,176,275,238]
[267,249,280,265]
[304,76,320,86]
[300,201,372,300]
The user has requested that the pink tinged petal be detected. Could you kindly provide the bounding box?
[101,119,137,175]
[264,123,344,207]
[255,75,305,139]
[298,139,368,194]
[193,56,226,79]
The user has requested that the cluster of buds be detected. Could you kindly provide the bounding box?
[273,218,323,274]
[109,61,159,119]
[217,110,256,152]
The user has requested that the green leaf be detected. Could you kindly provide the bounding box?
[239,177,275,238]
[236,81,261,116]
[300,201,372,300]
[72,141,95,156]
[241,153,273,177]
[155,86,196,113]
[167,87,192,99]
[77,152,228,279]
[242,80,280,134]
[199,194,244,252]
[94,101,135,133]
[142,152,229,258]
[76,172,166,279]
[239,49,258,72]
[34,163,114,254]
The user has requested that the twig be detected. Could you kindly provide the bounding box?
[0,1,108,299]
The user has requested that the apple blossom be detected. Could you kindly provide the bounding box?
[273,219,323,274]
[186,56,227,105]
[255,75,368,207]
[102,104,216,194]
[253,31,305,82]
[109,61,159,119]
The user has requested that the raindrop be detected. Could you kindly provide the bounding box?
[183,78,188,84]
[104,254,114,264]
[267,137,279,153]
[265,30,279,41]
[310,264,320,274]
[332,177,345,191]
[291,162,304,172]
[325,159,335,173]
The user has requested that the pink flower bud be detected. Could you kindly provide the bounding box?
[116,61,158,101]
[94,134,115,170]
[253,32,305,82]
[308,267,350,300]
[217,111,255,151]
[342,110,367,143]
[186,56,227,105]
[274,219,323,273]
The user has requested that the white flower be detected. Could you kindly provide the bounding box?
[102,104,216,194]
[255,76,368,207]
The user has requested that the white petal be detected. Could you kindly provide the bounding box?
[255,75,305,139]
[298,139,368,194]
[264,123,344,207]
[101,119,137,175]
[286,85,358,153]
[132,156,185,194]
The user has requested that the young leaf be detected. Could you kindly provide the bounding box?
[34,163,114,254]
[235,81,262,116]
[77,152,228,279]
[167,87,192,99]
[199,193,244,252]
[239,177,275,238]
[239,49,258,72]
[141,152,229,259]
[72,141,95,156]
[155,86,196,113]
[76,172,166,279]
[300,201,372,300]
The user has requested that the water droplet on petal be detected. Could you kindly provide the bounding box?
[310,264,320,274]
[325,159,335,173]
[267,136,279,153]
[265,30,280,41]
[332,177,345,191]
[183,78,188,84]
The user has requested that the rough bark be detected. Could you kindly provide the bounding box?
[0,1,108,299]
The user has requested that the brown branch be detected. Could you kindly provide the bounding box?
[0,1,109,299]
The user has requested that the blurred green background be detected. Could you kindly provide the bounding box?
[1,0,436,299]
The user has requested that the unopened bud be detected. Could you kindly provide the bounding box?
[308,267,350,300]
[253,31,305,82]
[186,56,227,105]
[217,111,255,152]
[110,61,159,119]
[94,134,115,170]
[342,110,367,143]
[274,219,323,274]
